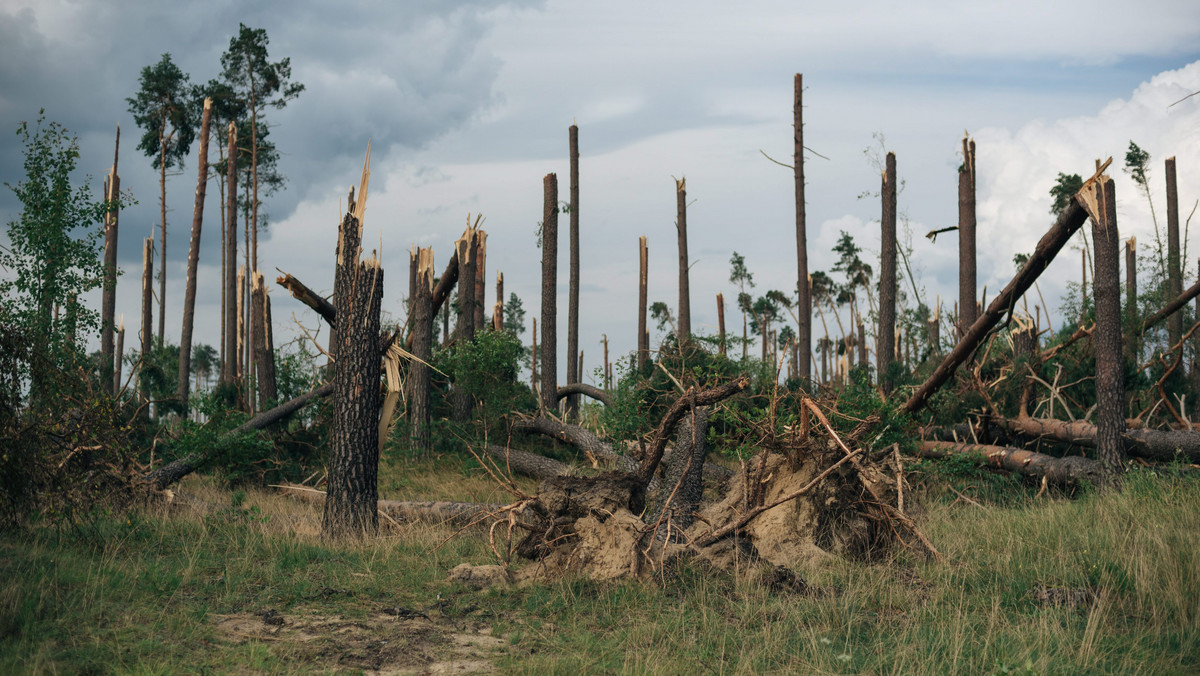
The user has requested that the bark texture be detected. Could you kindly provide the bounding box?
[555,382,613,408]
[178,98,212,411]
[675,179,691,342]
[277,273,336,326]
[918,441,1104,487]
[638,236,649,368]
[322,211,384,539]
[1166,157,1182,348]
[100,126,120,396]
[878,152,897,391]
[222,123,238,385]
[567,124,581,420]
[958,136,978,336]
[717,293,726,356]
[648,406,710,536]
[540,174,559,412]
[1093,178,1127,473]
[253,272,277,409]
[140,237,153,418]
[454,231,477,422]
[993,415,1200,464]
[794,74,811,382]
[410,248,434,451]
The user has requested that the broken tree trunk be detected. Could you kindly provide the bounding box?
[567,124,581,421]
[1166,157,1182,348]
[992,415,1200,464]
[794,73,811,382]
[485,444,569,480]
[323,197,385,539]
[113,320,125,394]
[638,378,750,485]
[541,173,559,412]
[454,230,477,423]
[1093,177,1127,473]
[278,484,509,526]
[140,236,153,419]
[959,135,978,336]
[918,440,1105,487]
[902,175,1094,416]
[1126,237,1138,359]
[474,229,487,331]
[494,271,504,331]
[410,247,434,451]
[638,236,649,368]
[222,122,238,386]
[717,293,726,356]
[676,178,691,342]
[1139,277,1200,336]
[879,152,897,392]
[177,97,212,413]
[647,406,710,537]
[278,272,336,326]
[253,271,278,409]
[100,126,120,396]
[555,382,613,407]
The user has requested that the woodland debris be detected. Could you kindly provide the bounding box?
[277,272,336,326]
[554,383,613,408]
[993,415,1200,464]
[918,440,1105,487]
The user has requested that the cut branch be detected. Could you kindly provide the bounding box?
[277,272,336,326]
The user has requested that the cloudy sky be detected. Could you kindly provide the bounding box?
[2,0,1199,387]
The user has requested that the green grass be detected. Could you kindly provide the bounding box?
[1,457,1197,674]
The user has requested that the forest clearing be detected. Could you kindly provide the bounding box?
[2,18,1199,673]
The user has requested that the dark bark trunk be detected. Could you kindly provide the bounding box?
[485,444,568,480]
[675,179,691,342]
[794,74,811,382]
[993,415,1200,464]
[223,123,238,386]
[1166,157,1182,348]
[1126,237,1138,360]
[878,152,897,391]
[408,247,417,322]
[717,293,726,356]
[405,250,458,351]
[1140,277,1200,336]
[903,189,1091,416]
[474,230,487,331]
[100,126,120,396]
[323,211,384,539]
[531,317,538,394]
[158,132,167,345]
[453,232,477,422]
[638,378,749,484]
[253,272,278,409]
[1093,178,1127,473]
[540,174,559,412]
[494,271,504,331]
[857,320,867,367]
[958,136,978,336]
[411,248,434,451]
[918,441,1105,487]
[638,236,648,368]
[567,124,581,420]
[113,323,125,394]
[178,98,212,411]
[140,237,153,419]
[277,273,336,326]
[648,406,709,537]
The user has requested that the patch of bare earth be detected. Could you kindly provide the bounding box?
[212,608,506,674]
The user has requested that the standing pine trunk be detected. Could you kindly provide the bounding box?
[494,271,504,331]
[540,174,559,412]
[638,236,649,368]
[100,126,120,396]
[140,237,154,419]
[531,317,538,395]
[675,178,691,342]
[411,247,434,451]
[716,293,726,356]
[323,208,384,539]
[878,152,897,391]
[1126,237,1138,360]
[408,246,417,321]
[1094,177,1126,475]
[454,229,477,422]
[158,131,168,344]
[222,123,238,386]
[566,124,581,419]
[177,98,212,411]
[474,230,487,331]
[114,320,125,394]
[793,73,811,382]
[1166,157,1182,349]
[958,135,978,336]
[252,271,277,409]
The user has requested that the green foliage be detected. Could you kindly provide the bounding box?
[126,53,195,171]
[1123,141,1151,188]
[220,25,305,113]
[502,292,527,337]
[1048,172,1082,216]
[436,329,536,439]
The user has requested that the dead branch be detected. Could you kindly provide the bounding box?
[555,383,613,408]
[637,378,750,484]
[276,272,336,326]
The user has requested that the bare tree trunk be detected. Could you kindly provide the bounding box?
[100,126,120,396]
[1166,157,1182,348]
[567,124,581,420]
[878,152,897,391]
[918,441,1104,487]
[158,133,167,345]
[717,293,726,356]
[675,178,691,342]
[857,319,868,367]
[474,230,487,331]
[114,321,125,394]
[531,317,538,395]
[253,271,277,409]
[1126,237,1138,360]
[323,211,384,539]
[454,230,477,422]
[638,236,648,368]
[222,123,238,386]
[237,265,246,392]
[408,246,417,322]
[178,98,212,411]
[794,74,811,382]
[648,406,710,538]
[1094,177,1127,474]
[958,135,978,336]
[541,173,559,412]
[928,303,941,355]
[140,237,153,419]
[1194,258,1200,422]
[494,271,504,331]
[411,248,434,451]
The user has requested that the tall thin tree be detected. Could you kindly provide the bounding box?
[541,174,559,412]
[1094,177,1126,475]
[958,135,977,336]
[793,74,811,382]
[177,97,213,411]
[100,126,120,396]
[566,124,581,418]
[878,152,897,390]
[675,178,691,342]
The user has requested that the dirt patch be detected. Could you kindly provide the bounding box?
[211,608,506,674]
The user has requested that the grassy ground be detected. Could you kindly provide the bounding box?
[1,452,1197,674]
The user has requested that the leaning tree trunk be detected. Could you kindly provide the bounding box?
[638,236,649,368]
[540,174,559,412]
[323,210,384,539]
[252,271,277,409]
[1166,157,1182,349]
[222,123,238,386]
[675,178,691,342]
[1093,177,1127,474]
[566,124,581,420]
[794,73,811,383]
[958,135,978,336]
[878,152,897,391]
[100,126,120,396]
[140,237,153,420]
[178,97,212,412]
[411,247,434,451]
[454,229,477,422]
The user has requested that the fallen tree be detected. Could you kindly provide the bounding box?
[918,440,1105,487]
[993,415,1200,464]
[275,483,512,526]
[555,382,613,408]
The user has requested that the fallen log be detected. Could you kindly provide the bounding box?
[993,415,1200,464]
[918,440,1105,487]
[275,483,510,526]
[1140,277,1200,336]
[555,383,613,408]
[903,186,1092,415]
[277,272,336,326]
[484,444,570,479]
